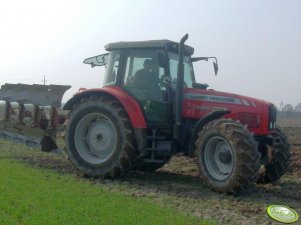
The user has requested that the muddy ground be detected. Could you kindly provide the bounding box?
[0,118,300,225]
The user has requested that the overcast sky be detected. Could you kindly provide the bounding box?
[0,0,300,107]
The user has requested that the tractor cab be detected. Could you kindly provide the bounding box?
[83,40,216,124]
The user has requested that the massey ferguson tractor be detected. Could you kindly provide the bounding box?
[63,34,291,193]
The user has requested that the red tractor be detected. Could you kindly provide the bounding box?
[64,34,291,193]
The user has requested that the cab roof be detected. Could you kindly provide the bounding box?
[105,39,194,55]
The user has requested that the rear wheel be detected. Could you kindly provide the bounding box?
[66,95,137,178]
[195,119,260,194]
[257,127,291,184]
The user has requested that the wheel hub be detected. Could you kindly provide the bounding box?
[204,136,234,181]
[219,151,232,164]
[87,124,106,147]
[86,120,115,157]
[74,113,117,165]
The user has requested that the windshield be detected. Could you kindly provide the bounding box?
[167,52,195,88]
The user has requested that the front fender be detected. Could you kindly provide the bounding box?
[188,110,231,157]
[64,86,147,129]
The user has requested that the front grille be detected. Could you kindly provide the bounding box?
[237,112,260,128]
[268,104,277,130]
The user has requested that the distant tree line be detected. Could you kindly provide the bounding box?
[280,102,301,112]
[278,102,301,119]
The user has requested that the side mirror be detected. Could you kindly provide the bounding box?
[213,61,218,76]
[157,52,169,67]
[191,56,219,76]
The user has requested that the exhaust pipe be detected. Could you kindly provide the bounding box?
[174,34,189,139]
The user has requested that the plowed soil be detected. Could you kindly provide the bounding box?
[1,118,300,225]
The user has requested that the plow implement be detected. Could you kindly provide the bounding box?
[0,83,71,151]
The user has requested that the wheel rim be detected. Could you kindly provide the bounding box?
[74,112,117,165]
[203,136,234,181]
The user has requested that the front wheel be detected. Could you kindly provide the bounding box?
[195,119,261,194]
[66,96,137,178]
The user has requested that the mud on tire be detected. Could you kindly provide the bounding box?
[66,95,138,178]
[257,127,291,184]
[195,119,261,194]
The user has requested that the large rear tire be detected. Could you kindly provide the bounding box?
[195,119,261,194]
[66,96,137,178]
[257,127,291,184]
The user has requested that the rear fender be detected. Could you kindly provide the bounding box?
[188,110,231,157]
[63,86,147,129]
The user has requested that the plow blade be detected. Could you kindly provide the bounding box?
[0,83,71,107]
[0,83,71,151]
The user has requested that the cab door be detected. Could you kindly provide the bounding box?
[122,49,170,124]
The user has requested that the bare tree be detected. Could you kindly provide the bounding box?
[295,102,301,112]
[282,104,294,112]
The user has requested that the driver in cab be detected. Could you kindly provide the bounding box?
[133,59,159,90]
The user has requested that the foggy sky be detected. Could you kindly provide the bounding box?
[0,0,300,108]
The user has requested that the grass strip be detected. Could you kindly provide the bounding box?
[0,159,213,225]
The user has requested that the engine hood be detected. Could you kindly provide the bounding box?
[183,88,271,109]
[182,88,274,135]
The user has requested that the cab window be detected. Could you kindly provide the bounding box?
[168,53,194,88]
[103,51,120,86]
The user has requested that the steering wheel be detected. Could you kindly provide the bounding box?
[159,75,172,88]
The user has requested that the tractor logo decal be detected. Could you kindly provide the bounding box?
[267,205,299,223]
[184,93,243,105]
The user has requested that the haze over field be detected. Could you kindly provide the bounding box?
[0,0,300,107]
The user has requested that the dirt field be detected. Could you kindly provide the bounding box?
[0,118,300,224]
